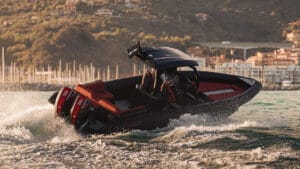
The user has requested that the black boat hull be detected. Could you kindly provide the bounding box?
[50,71,261,134]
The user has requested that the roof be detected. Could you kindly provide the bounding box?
[128,44,198,69]
[196,42,293,49]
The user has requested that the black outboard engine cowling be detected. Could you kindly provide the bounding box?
[55,87,77,119]
[70,95,92,130]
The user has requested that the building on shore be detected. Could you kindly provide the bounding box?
[246,50,299,67]
[95,9,113,17]
[286,32,300,48]
[186,29,300,88]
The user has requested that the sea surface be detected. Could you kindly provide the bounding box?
[0,91,299,169]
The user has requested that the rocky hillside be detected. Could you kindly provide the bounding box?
[0,0,299,71]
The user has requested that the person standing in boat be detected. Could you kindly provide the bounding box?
[160,68,180,87]
[160,68,179,104]
[160,68,200,104]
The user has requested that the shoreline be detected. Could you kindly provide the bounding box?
[0,83,64,91]
[262,83,300,90]
[1,83,300,91]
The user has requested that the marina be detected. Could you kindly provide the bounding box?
[0,59,300,90]
[1,57,300,91]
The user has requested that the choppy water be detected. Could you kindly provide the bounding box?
[0,91,299,169]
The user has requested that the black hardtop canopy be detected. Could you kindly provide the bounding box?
[128,42,198,70]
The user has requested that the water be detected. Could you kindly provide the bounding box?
[0,91,299,168]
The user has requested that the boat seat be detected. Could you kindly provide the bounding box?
[75,80,114,105]
[98,99,145,116]
[75,80,145,116]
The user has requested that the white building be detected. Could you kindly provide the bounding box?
[95,9,113,16]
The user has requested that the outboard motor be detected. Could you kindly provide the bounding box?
[70,95,92,129]
[55,87,77,119]
[48,91,58,105]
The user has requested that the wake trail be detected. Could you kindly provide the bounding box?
[0,104,53,127]
[0,103,80,144]
[119,113,265,143]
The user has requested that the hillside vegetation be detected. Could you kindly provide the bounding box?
[0,0,299,70]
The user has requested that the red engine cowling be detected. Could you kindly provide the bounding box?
[55,87,77,118]
[70,95,91,129]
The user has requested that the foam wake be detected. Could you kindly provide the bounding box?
[120,113,264,144]
[0,103,80,144]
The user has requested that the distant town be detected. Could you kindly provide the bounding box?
[187,31,300,90]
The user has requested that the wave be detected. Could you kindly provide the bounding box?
[0,102,291,145]
[0,104,80,144]
[118,113,264,144]
[0,104,53,127]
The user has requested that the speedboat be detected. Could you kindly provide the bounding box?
[48,42,261,133]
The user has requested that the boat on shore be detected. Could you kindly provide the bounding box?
[48,43,261,133]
